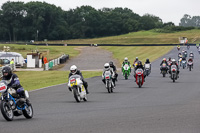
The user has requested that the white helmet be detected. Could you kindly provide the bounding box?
[104,63,110,70]
[172,59,176,62]
[124,57,128,61]
[70,65,77,74]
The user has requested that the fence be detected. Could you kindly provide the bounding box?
[44,54,69,71]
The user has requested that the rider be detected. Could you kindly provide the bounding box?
[102,63,115,87]
[177,45,180,50]
[178,53,182,59]
[134,61,146,81]
[167,57,172,65]
[160,58,168,66]
[169,59,179,77]
[187,57,193,68]
[122,57,131,66]
[144,58,151,69]
[68,65,89,94]
[2,66,25,99]
[109,61,118,81]
[160,58,168,72]
[133,57,139,67]
[189,51,194,58]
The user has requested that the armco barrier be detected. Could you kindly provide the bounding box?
[44,54,69,71]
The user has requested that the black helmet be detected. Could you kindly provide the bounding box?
[109,61,113,66]
[2,66,12,79]
[146,58,150,63]
[138,61,142,66]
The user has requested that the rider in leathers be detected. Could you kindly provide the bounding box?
[169,59,179,77]
[102,63,115,87]
[134,61,146,81]
[68,65,89,94]
[2,66,25,98]
[109,61,118,81]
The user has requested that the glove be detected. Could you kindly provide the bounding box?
[11,84,18,88]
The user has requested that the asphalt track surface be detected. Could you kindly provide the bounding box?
[1,46,200,133]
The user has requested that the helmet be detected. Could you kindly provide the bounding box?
[168,57,171,61]
[146,58,149,62]
[163,58,166,61]
[70,65,77,74]
[2,66,12,79]
[104,63,110,70]
[124,57,128,61]
[136,57,138,60]
[172,59,176,62]
[138,61,142,66]
[109,61,113,66]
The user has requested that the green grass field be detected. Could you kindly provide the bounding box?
[15,71,102,91]
[0,44,80,60]
[39,29,200,44]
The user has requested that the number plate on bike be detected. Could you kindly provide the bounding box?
[70,78,76,83]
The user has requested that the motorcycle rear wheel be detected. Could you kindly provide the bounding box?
[23,102,33,119]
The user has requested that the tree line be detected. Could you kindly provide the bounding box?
[0,1,197,42]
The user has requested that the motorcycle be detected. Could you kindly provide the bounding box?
[183,51,187,58]
[68,75,87,102]
[0,80,33,121]
[187,61,193,71]
[189,53,194,59]
[170,65,178,82]
[135,68,144,88]
[182,60,187,69]
[144,63,151,76]
[187,45,190,50]
[160,63,168,77]
[178,58,182,67]
[103,71,114,93]
[122,63,131,80]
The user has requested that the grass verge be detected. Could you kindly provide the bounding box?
[0,44,80,60]
[39,29,200,44]
[14,71,102,91]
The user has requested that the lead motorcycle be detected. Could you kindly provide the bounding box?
[135,68,144,88]
[103,71,114,93]
[0,80,33,121]
[170,65,178,82]
[68,75,87,102]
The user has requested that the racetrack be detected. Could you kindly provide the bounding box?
[1,46,200,133]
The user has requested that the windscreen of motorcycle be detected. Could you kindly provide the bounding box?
[123,64,129,70]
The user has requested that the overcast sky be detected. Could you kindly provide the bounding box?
[0,0,200,25]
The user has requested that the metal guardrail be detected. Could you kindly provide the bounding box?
[44,54,69,71]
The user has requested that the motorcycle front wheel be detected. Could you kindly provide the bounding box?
[73,88,81,102]
[1,101,14,121]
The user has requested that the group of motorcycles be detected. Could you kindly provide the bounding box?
[160,46,195,83]
[160,59,179,82]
